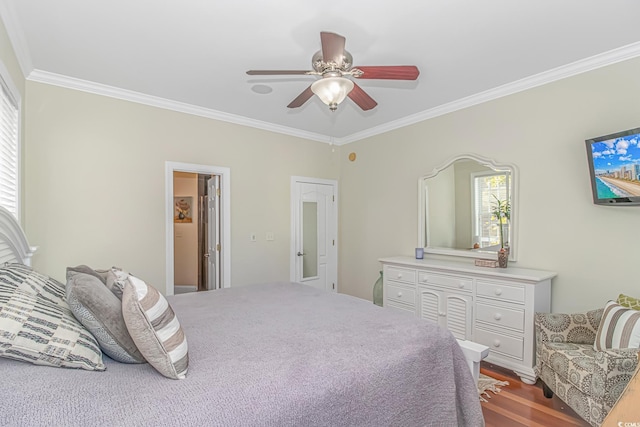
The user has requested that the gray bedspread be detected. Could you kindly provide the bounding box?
[1,282,483,426]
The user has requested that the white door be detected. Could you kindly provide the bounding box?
[206,176,221,290]
[291,178,337,292]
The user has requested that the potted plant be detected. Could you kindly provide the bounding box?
[492,195,510,267]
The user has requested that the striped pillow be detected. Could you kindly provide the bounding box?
[0,263,105,371]
[594,300,640,350]
[116,274,188,379]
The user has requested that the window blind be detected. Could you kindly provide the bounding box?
[0,76,19,219]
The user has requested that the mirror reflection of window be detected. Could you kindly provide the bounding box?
[471,172,511,250]
[419,154,517,261]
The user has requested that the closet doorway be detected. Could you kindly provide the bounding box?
[165,162,231,296]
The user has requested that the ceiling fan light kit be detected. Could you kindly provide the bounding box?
[246,31,420,113]
[311,77,354,111]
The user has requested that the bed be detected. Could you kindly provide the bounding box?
[0,208,484,426]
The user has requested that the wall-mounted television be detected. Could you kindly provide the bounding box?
[585,127,640,206]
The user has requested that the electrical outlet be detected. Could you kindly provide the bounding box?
[250,233,257,242]
[266,232,274,241]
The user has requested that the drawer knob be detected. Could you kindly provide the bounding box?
[494,313,502,321]
[493,339,501,348]
[397,273,403,279]
[458,283,464,289]
[494,289,503,296]
[421,278,428,283]
[397,291,403,298]
[439,311,446,317]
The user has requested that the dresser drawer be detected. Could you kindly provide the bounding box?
[476,302,524,332]
[384,266,416,284]
[474,328,524,360]
[418,272,472,292]
[386,282,416,306]
[476,280,525,303]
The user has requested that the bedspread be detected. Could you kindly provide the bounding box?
[1,282,483,426]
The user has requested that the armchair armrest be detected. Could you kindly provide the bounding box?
[593,348,640,406]
[535,308,603,345]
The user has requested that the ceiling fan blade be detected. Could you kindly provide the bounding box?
[246,70,311,75]
[287,85,314,108]
[320,32,346,66]
[353,65,420,80]
[348,83,377,111]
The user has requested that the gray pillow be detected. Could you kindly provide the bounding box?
[0,263,105,371]
[66,267,146,364]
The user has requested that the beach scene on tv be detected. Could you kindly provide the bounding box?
[590,132,640,199]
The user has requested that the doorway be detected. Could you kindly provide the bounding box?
[290,177,338,292]
[165,162,231,296]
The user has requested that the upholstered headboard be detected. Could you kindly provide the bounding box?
[0,206,36,266]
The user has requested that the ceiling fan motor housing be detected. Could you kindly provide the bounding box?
[312,50,353,74]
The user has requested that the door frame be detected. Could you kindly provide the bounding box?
[289,176,338,290]
[165,161,231,295]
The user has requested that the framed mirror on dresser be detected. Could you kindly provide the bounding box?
[418,153,518,261]
[379,153,557,385]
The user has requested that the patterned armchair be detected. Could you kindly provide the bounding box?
[535,309,639,426]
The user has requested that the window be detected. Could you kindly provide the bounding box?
[0,63,20,220]
[471,171,510,249]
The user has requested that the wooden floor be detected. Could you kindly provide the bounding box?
[480,362,590,427]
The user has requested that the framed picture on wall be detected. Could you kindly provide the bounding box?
[174,196,193,223]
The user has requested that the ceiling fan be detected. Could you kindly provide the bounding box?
[246,31,420,112]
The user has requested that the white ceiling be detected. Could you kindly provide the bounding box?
[2,1,640,144]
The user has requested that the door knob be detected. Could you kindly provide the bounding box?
[297,252,305,256]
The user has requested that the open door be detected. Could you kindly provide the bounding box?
[206,175,221,290]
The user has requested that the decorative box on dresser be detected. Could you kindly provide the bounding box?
[379,256,556,384]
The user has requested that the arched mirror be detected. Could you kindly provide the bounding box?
[418,154,518,261]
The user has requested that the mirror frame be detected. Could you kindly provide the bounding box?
[418,153,519,261]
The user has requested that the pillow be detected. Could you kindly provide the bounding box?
[0,263,105,371]
[594,300,640,351]
[105,267,129,299]
[617,293,640,311]
[66,267,146,364]
[115,273,188,379]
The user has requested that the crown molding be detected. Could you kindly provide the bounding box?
[0,2,33,78]
[27,69,333,144]
[20,40,640,147]
[336,41,640,145]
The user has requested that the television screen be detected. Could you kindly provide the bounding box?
[585,127,640,205]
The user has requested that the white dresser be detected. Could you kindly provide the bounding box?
[379,256,556,384]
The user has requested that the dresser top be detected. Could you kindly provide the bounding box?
[379,256,557,282]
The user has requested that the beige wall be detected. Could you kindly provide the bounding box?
[24,82,340,293]
[339,56,640,313]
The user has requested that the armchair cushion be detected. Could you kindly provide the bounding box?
[594,301,640,350]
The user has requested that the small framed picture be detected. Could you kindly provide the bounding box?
[174,196,193,223]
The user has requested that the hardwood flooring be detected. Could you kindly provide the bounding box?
[480,362,590,427]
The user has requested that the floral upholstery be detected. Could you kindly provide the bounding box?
[535,309,639,426]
